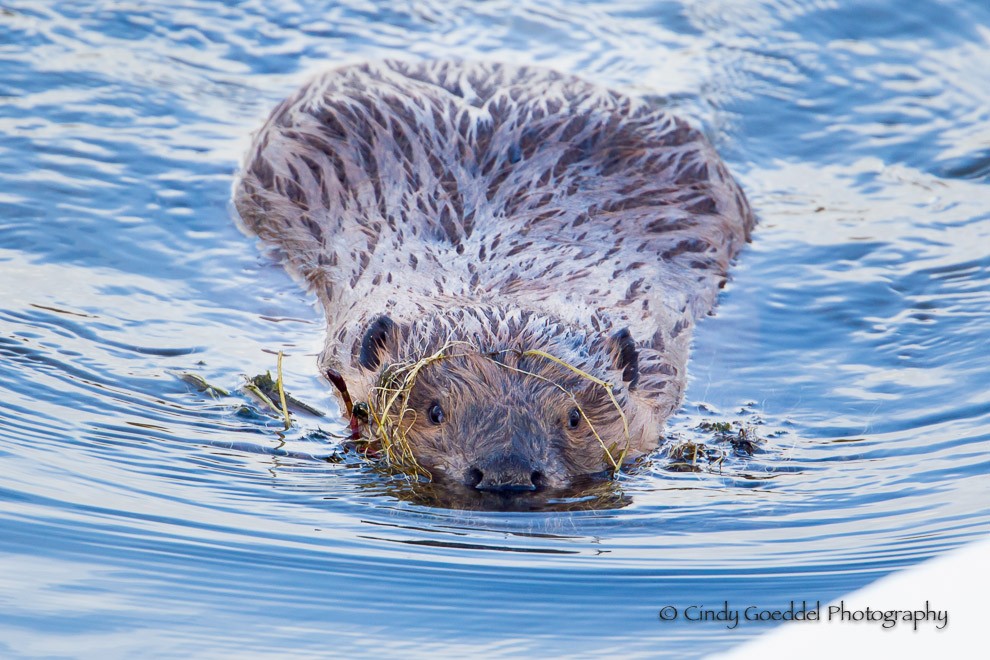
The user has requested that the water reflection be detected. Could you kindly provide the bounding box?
[2,0,989,657]
[378,473,633,512]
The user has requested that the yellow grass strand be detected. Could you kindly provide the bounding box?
[493,360,621,471]
[243,382,279,412]
[498,351,629,473]
[366,341,470,478]
[276,351,291,430]
[522,349,632,468]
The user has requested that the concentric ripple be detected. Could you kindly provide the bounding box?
[1,1,988,657]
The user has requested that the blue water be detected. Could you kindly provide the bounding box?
[2,0,988,657]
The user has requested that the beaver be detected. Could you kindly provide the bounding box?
[234,60,753,493]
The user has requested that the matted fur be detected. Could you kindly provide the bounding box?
[234,60,754,484]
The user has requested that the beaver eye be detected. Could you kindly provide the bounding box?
[428,402,445,425]
[567,407,581,429]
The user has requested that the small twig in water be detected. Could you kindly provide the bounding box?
[276,351,291,430]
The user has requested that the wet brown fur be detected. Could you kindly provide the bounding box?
[234,60,754,489]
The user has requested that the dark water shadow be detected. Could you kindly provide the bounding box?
[376,473,632,512]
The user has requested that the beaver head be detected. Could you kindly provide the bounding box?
[346,308,663,492]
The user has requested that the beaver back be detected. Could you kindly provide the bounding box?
[235,61,754,446]
[235,61,752,338]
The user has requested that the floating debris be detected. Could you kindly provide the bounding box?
[276,350,291,430]
[660,419,765,473]
[175,371,229,398]
[245,371,325,418]
[697,420,762,456]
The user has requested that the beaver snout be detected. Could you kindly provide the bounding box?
[466,453,544,492]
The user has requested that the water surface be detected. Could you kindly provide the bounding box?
[1,0,988,657]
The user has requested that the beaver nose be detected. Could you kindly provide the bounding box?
[468,455,542,492]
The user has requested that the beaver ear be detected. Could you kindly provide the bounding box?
[359,315,396,371]
[609,327,639,389]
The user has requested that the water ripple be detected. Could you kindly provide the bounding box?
[1,0,988,656]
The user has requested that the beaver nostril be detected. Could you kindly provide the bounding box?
[471,460,540,493]
[465,468,483,488]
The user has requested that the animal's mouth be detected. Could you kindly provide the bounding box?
[398,470,627,512]
[462,459,547,493]
[446,465,611,494]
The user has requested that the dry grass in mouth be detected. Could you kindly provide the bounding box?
[358,342,632,479]
[363,341,467,478]
[519,349,631,473]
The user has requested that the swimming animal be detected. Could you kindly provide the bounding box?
[235,60,753,492]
